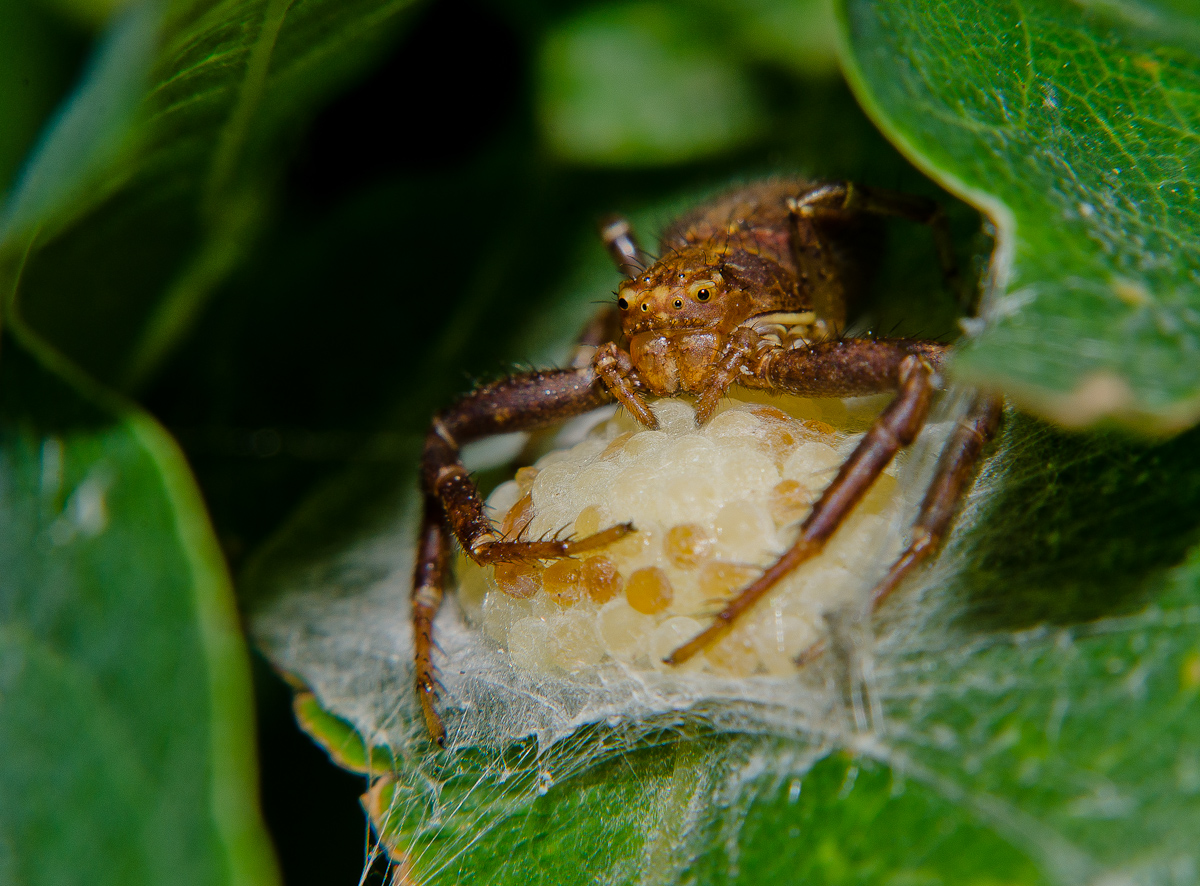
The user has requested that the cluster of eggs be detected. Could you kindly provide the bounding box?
[455,394,904,678]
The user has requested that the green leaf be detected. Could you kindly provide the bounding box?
[292,690,395,776]
[682,752,1043,884]
[0,324,278,886]
[362,732,1043,884]
[835,0,1200,432]
[3,0,420,391]
[538,3,767,166]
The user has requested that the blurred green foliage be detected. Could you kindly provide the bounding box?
[0,0,85,196]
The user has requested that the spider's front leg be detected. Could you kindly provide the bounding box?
[589,213,666,429]
[692,326,773,425]
[592,342,658,429]
[414,367,631,743]
[666,339,945,664]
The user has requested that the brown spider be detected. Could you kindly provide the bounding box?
[413,179,1001,744]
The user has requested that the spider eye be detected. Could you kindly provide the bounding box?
[672,298,683,309]
[697,289,711,301]
[640,303,649,312]
[618,297,629,309]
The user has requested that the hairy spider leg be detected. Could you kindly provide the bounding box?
[665,343,943,664]
[414,368,632,743]
[791,392,1002,666]
[600,213,646,279]
[412,497,451,743]
[692,326,762,425]
[788,181,962,301]
[505,302,626,466]
[591,215,661,428]
[563,217,642,370]
[513,276,629,464]
[869,394,1002,608]
[571,213,651,370]
[592,341,658,429]
[786,183,999,608]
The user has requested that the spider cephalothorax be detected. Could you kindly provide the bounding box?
[410,179,1000,744]
[615,253,743,400]
[614,245,818,403]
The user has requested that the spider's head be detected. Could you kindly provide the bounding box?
[616,247,746,336]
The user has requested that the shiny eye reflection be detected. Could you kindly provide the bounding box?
[640,302,649,312]
[672,298,683,309]
[697,289,711,301]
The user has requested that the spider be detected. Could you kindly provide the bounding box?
[413,179,1001,744]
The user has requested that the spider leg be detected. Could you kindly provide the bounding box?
[550,216,664,427]
[793,393,1001,667]
[424,368,632,561]
[547,213,642,398]
[593,341,658,429]
[693,326,761,425]
[417,367,628,741]
[412,495,450,745]
[666,343,941,664]
[600,214,645,279]
[788,181,960,298]
[746,337,947,397]
[869,394,1002,608]
[514,299,623,464]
